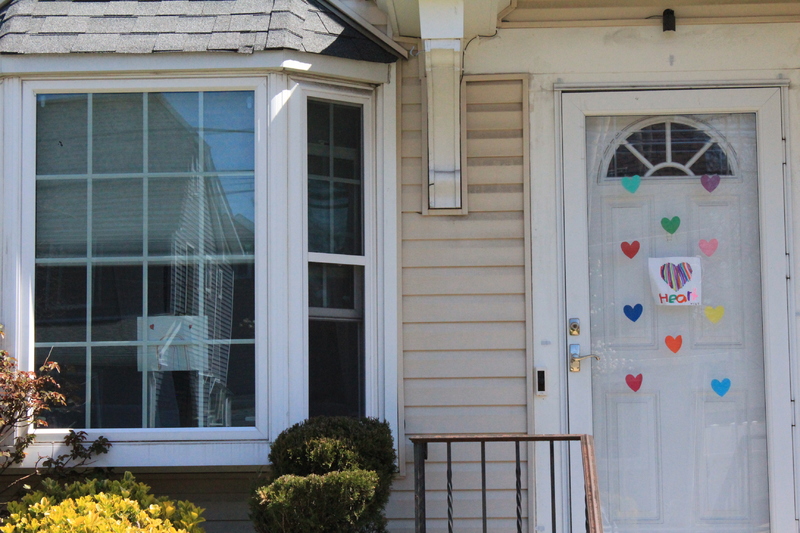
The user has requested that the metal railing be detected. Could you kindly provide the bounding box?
[409,434,603,533]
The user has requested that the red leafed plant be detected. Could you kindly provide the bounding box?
[0,349,65,476]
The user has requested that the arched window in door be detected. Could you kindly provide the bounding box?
[598,116,742,179]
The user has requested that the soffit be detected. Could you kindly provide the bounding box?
[500,0,800,27]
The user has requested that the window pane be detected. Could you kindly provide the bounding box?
[36,179,87,258]
[92,94,143,174]
[36,94,87,175]
[148,92,200,173]
[35,265,87,343]
[309,319,363,418]
[92,266,142,342]
[148,176,254,257]
[93,178,143,256]
[143,342,254,428]
[309,263,360,310]
[36,347,86,429]
[91,347,141,428]
[203,92,254,172]
[307,100,363,255]
[35,91,256,431]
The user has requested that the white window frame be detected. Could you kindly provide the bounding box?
[3,71,399,467]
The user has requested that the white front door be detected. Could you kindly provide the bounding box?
[562,88,794,532]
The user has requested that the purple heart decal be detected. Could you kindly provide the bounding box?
[660,262,693,291]
[701,174,720,193]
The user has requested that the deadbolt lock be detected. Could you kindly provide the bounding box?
[568,318,580,336]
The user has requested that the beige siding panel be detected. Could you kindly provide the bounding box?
[404,377,526,407]
[467,110,523,130]
[465,81,523,104]
[402,239,525,268]
[402,184,422,213]
[404,350,526,378]
[405,405,528,434]
[468,191,525,212]
[401,83,422,105]
[403,266,525,295]
[403,322,526,351]
[401,158,423,185]
[466,163,524,185]
[466,137,524,158]
[402,106,422,130]
[401,131,423,158]
[402,212,523,241]
[388,491,528,521]
[403,294,526,323]
[399,441,529,465]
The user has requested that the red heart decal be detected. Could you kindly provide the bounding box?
[620,241,640,259]
[149,324,155,330]
[625,374,642,392]
[665,335,682,353]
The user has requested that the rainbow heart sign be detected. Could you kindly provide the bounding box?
[648,256,702,306]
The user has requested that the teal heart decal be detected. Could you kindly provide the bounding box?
[711,378,731,397]
[661,216,680,234]
[621,175,641,194]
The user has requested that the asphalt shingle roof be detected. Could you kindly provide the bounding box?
[0,0,398,62]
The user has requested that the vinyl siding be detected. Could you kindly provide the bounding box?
[389,50,532,532]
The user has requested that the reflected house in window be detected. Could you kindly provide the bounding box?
[35,92,256,429]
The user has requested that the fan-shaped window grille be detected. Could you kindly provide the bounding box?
[603,117,737,179]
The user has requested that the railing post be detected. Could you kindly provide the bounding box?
[414,441,428,533]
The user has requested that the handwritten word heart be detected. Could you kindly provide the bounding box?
[701,174,720,193]
[698,239,718,257]
[665,335,682,353]
[621,175,641,194]
[711,378,731,397]
[620,241,640,259]
[660,262,693,291]
[623,304,643,322]
[661,216,681,235]
[704,305,725,324]
[625,374,643,392]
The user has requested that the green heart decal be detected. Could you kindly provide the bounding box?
[661,216,680,234]
[621,175,641,194]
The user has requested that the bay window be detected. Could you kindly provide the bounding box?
[4,74,397,467]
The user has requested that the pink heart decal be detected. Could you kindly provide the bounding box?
[698,239,718,257]
[625,374,643,392]
[660,262,693,291]
[701,174,720,193]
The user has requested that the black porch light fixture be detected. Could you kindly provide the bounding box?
[663,9,676,31]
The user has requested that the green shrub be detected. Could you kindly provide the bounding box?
[1,471,205,533]
[250,470,379,533]
[251,417,397,533]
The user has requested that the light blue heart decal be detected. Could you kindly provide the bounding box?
[711,378,731,397]
[621,175,641,194]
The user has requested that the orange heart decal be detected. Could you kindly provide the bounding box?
[665,335,682,353]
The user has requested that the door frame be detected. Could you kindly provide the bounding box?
[559,87,795,531]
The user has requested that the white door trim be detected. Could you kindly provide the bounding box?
[560,87,796,532]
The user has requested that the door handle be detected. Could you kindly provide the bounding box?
[569,344,600,373]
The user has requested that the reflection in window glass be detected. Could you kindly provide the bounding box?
[307,99,365,418]
[35,91,256,429]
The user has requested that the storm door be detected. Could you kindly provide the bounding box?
[562,88,794,532]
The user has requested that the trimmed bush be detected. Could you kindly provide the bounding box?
[251,416,397,533]
[250,470,379,533]
[1,472,205,533]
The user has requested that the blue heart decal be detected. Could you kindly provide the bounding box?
[621,175,641,194]
[711,378,731,397]
[623,304,643,322]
